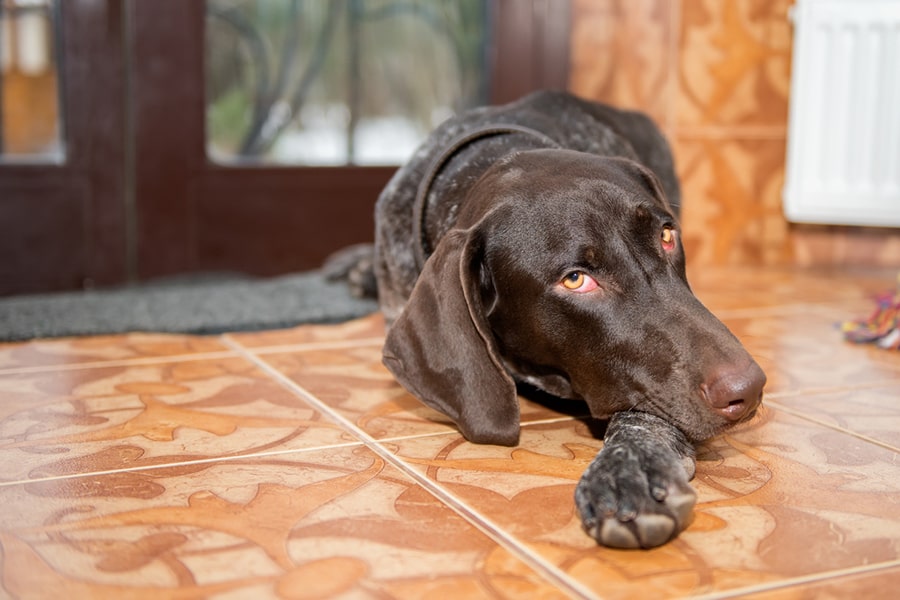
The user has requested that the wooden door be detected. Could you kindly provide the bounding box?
[0,0,126,294]
[0,0,570,295]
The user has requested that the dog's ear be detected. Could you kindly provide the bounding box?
[611,157,679,215]
[382,228,520,446]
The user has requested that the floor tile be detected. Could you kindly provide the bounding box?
[0,445,569,599]
[226,313,385,350]
[0,356,358,484]
[386,409,900,599]
[768,384,900,451]
[259,343,585,442]
[719,308,900,395]
[4,266,900,599]
[687,266,894,314]
[688,410,900,574]
[737,563,900,599]
[0,333,229,372]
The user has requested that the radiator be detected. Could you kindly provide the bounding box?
[783,0,900,227]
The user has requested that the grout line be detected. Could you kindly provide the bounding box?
[521,414,592,426]
[0,335,388,377]
[0,441,366,488]
[685,559,900,600]
[0,350,242,376]
[764,378,900,401]
[370,415,588,446]
[225,336,385,356]
[705,300,883,321]
[222,337,595,600]
[709,304,840,320]
[766,400,900,454]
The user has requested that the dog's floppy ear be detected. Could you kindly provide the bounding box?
[610,157,679,216]
[382,228,520,446]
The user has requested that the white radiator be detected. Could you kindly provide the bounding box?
[783,0,900,227]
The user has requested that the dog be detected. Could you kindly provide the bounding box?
[327,90,766,549]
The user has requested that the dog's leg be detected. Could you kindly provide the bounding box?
[574,411,697,549]
[322,243,378,299]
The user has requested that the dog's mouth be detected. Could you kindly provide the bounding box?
[718,397,755,421]
[711,389,764,429]
[668,386,765,443]
[721,399,769,436]
[731,390,765,421]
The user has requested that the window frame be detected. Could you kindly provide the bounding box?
[131,0,571,281]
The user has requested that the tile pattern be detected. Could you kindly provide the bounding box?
[2,266,900,598]
[568,0,677,129]
[568,0,900,269]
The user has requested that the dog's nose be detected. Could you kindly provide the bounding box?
[700,360,766,422]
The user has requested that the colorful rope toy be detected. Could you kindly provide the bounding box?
[842,274,900,350]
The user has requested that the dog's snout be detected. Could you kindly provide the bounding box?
[700,361,766,422]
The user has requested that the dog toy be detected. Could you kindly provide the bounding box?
[842,274,900,350]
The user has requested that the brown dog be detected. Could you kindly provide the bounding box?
[330,91,765,549]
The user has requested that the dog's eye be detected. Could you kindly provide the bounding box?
[560,271,598,293]
[661,226,677,251]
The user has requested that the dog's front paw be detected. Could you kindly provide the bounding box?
[574,413,697,549]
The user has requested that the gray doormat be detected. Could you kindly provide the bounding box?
[0,271,378,342]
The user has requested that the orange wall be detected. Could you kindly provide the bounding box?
[568,0,900,268]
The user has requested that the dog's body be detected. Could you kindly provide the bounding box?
[333,91,765,549]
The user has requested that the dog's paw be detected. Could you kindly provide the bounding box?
[322,243,378,299]
[574,441,696,549]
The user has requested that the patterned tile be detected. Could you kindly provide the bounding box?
[689,411,900,576]
[568,0,900,272]
[739,564,900,599]
[674,136,789,266]
[677,0,793,128]
[0,356,355,484]
[769,384,900,451]
[687,266,895,314]
[387,420,599,539]
[0,446,568,598]
[0,333,229,372]
[260,343,585,441]
[226,313,385,350]
[388,410,900,599]
[2,266,900,598]
[719,308,900,395]
[569,0,676,127]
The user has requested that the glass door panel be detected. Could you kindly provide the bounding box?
[205,0,489,166]
[0,0,63,162]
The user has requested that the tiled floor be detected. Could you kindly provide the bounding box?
[1,266,899,599]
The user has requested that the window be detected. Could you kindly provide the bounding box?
[0,0,62,162]
[0,0,569,294]
[205,0,489,166]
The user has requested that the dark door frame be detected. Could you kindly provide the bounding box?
[0,0,570,294]
[0,0,126,294]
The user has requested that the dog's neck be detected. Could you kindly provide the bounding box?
[412,124,561,271]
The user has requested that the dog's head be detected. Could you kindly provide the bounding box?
[383,149,765,445]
